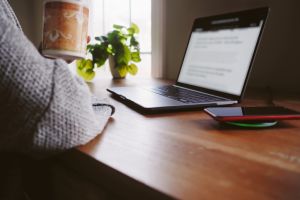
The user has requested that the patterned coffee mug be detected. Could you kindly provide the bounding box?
[42,0,90,60]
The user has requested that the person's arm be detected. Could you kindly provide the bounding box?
[0,14,112,155]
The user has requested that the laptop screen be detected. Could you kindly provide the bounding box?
[177,9,266,96]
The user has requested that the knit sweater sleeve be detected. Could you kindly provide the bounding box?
[0,13,112,154]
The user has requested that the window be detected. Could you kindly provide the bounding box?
[90,0,152,78]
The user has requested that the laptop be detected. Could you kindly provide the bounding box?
[107,7,269,113]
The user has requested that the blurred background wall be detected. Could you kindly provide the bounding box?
[8,0,43,47]
[8,0,300,93]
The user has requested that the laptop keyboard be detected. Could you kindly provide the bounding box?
[149,85,225,104]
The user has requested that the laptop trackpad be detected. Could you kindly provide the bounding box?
[108,87,184,108]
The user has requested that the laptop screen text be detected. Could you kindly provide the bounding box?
[178,18,263,96]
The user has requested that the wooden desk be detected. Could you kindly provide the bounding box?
[58,78,300,200]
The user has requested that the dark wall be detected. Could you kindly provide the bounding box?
[8,0,43,47]
[165,0,300,93]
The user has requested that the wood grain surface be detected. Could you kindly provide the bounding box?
[60,78,300,200]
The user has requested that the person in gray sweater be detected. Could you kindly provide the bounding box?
[0,0,114,155]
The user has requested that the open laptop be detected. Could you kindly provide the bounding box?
[107,7,269,113]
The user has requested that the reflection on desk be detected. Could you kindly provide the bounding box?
[58,78,300,200]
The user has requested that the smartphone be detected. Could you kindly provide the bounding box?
[204,106,300,122]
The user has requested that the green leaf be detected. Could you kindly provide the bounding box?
[95,59,106,67]
[107,44,113,54]
[118,66,127,77]
[107,31,123,46]
[82,70,95,81]
[76,59,95,81]
[127,27,135,35]
[120,38,127,45]
[123,45,131,63]
[85,59,93,69]
[130,23,140,34]
[131,52,141,62]
[95,36,108,43]
[76,59,93,70]
[87,44,94,52]
[116,45,131,65]
[76,59,84,70]
[127,63,138,75]
[113,24,125,30]
[91,45,109,67]
[130,37,139,47]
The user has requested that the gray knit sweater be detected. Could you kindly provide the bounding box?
[0,0,112,155]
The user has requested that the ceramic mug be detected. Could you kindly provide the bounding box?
[42,0,90,60]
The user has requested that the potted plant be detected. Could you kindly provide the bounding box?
[76,23,141,80]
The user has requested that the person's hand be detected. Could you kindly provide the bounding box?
[39,36,91,64]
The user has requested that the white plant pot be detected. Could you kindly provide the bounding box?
[109,56,125,79]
